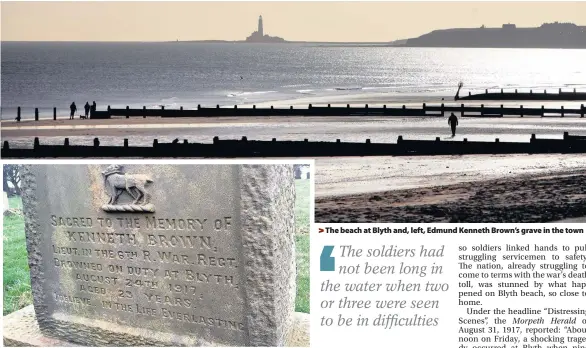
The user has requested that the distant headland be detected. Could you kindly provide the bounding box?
[403,22,586,49]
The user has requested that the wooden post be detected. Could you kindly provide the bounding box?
[559,88,562,94]
[53,107,57,120]
[515,89,518,94]
[93,138,100,147]
[561,106,564,117]
[347,104,350,108]
[531,134,536,141]
[481,104,484,116]
[124,139,129,147]
[197,104,201,110]
[143,106,146,118]
[180,106,183,111]
[271,106,274,109]
[35,108,39,121]
[581,104,584,118]
[17,107,21,121]
[3,141,9,150]
[253,105,256,109]
[309,104,312,109]
[64,138,69,146]
[468,92,471,96]
[217,105,220,108]
[461,104,464,117]
[564,132,569,140]
[441,103,444,115]
[500,104,503,117]
[520,105,523,117]
[485,89,488,94]
[544,90,547,94]
[530,90,533,94]
[161,105,165,110]
[242,136,247,141]
[126,106,130,119]
[541,105,544,117]
[234,105,237,109]
[34,137,40,149]
[500,88,503,94]
[328,104,331,108]
[153,139,158,147]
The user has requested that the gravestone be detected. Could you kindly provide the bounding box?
[3,191,8,211]
[19,164,297,346]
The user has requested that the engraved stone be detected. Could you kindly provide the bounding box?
[20,164,297,346]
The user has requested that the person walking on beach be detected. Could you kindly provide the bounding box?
[84,102,90,119]
[69,102,77,120]
[448,113,459,137]
[91,101,97,118]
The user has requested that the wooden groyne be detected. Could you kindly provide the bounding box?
[459,88,586,101]
[3,133,585,158]
[11,103,586,121]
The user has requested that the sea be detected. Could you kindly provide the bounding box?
[2,42,586,119]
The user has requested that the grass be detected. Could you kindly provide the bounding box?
[295,234,310,314]
[3,190,311,315]
[295,179,311,235]
[3,196,31,316]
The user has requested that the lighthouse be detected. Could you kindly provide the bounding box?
[258,15,264,37]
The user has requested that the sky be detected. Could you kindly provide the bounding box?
[2,2,586,42]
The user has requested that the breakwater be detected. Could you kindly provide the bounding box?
[3,133,585,158]
[11,103,586,121]
[459,88,586,101]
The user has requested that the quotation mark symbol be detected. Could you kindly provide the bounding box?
[320,246,335,272]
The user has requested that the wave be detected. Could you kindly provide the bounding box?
[227,91,277,98]
[334,87,363,91]
[281,84,311,88]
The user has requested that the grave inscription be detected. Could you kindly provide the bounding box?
[21,164,296,346]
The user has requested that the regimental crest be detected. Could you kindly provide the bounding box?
[101,164,155,213]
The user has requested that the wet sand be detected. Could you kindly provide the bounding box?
[315,171,586,223]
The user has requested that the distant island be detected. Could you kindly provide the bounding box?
[403,22,586,49]
[245,15,286,43]
[175,15,286,44]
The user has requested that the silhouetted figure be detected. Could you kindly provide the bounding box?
[448,113,459,137]
[84,102,90,118]
[15,114,21,122]
[91,101,97,117]
[70,102,77,120]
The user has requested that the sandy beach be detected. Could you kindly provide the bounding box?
[315,170,586,223]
